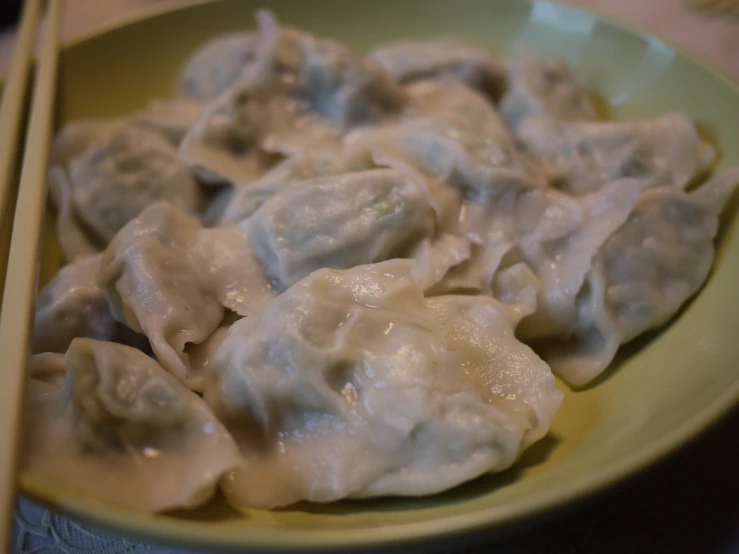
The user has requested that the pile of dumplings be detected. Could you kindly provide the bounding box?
[26,10,739,512]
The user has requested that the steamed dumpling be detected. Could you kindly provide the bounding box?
[205,260,561,508]
[32,255,119,354]
[179,10,405,187]
[248,168,435,288]
[514,178,644,341]
[98,203,274,390]
[369,39,506,100]
[69,124,202,244]
[540,167,739,386]
[247,10,405,129]
[24,340,241,512]
[179,32,260,101]
[50,122,202,261]
[500,54,596,131]
[98,203,223,389]
[216,148,377,226]
[517,113,716,194]
[352,80,545,203]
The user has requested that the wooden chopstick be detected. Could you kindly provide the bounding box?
[0,0,63,550]
[0,0,44,307]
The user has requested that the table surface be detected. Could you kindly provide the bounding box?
[5,1,739,552]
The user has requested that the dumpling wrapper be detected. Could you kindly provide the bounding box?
[517,113,716,194]
[98,203,274,390]
[369,39,506,100]
[205,260,561,508]
[500,53,597,131]
[540,167,739,386]
[24,339,241,512]
[248,168,435,288]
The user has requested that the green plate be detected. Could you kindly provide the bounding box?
[21,0,739,551]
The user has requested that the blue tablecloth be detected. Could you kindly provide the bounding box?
[14,407,739,554]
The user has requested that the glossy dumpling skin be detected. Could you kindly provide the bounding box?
[179,10,405,187]
[540,167,739,386]
[50,122,202,261]
[98,203,274,389]
[179,33,260,101]
[248,168,435,288]
[205,260,561,508]
[500,54,596,131]
[24,340,241,512]
[518,113,716,194]
[32,255,118,354]
[369,39,506,100]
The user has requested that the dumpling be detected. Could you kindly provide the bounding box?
[24,339,241,512]
[515,178,644,341]
[248,168,435,288]
[68,123,202,244]
[179,10,405,187]
[433,182,585,296]
[50,122,202,261]
[540,167,739,386]
[352,80,545,203]
[216,148,377,226]
[48,121,118,260]
[98,203,223,389]
[500,54,596,131]
[204,260,561,508]
[179,32,260,101]
[369,39,506,100]
[32,255,119,354]
[247,10,405,129]
[177,80,291,187]
[98,203,274,390]
[517,113,716,194]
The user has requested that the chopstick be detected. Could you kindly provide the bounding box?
[0,0,64,550]
[0,0,44,304]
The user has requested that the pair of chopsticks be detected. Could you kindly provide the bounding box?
[0,0,63,551]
